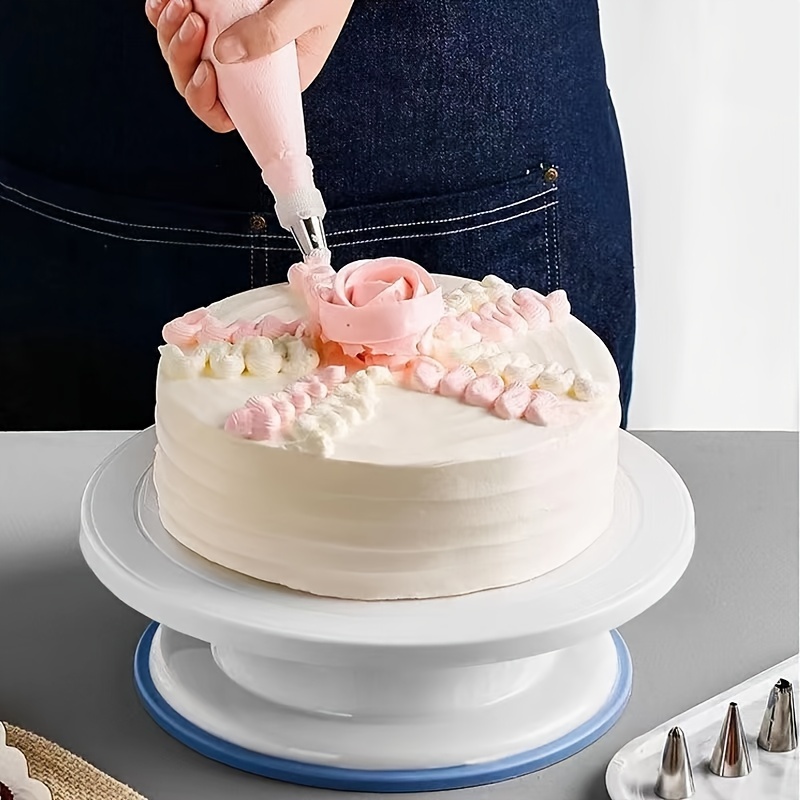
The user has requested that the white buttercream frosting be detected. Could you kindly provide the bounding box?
[158,344,208,379]
[282,336,320,377]
[480,274,516,301]
[536,362,576,395]
[460,281,492,310]
[242,337,284,376]
[453,341,501,368]
[291,370,381,455]
[208,342,246,378]
[443,288,472,316]
[572,371,607,401]
[472,352,513,377]
[364,365,396,386]
[502,362,545,387]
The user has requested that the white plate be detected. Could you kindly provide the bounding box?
[606,656,800,799]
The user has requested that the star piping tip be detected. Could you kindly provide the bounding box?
[758,677,798,752]
[655,726,695,799]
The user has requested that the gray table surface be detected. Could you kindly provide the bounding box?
[0,431,797,800]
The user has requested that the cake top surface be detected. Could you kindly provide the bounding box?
[157,263,620,468]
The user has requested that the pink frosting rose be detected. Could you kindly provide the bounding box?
[316,257,445,366]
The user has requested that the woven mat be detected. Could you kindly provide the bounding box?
[3,723,148,800]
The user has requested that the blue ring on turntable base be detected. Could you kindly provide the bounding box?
[134,622,633,792]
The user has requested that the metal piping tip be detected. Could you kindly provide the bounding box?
[655,727,695,799]
[758,678,798,752]
[289,215,328,258]
[709,702,752,777]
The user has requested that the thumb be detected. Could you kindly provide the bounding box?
[214,0,312,64]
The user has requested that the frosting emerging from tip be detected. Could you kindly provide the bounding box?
[290,255,445,367]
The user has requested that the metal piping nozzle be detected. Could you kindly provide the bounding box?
[289,215,328,258]
[758,678,798,752]
[655,726,695,799]
[709,702,752,777]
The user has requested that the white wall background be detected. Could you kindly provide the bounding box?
[598,1,798,430]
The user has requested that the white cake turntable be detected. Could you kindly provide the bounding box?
[80,428,694,791]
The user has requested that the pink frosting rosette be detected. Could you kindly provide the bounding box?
[316,257,445,367]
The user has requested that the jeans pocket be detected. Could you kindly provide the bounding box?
[272,167,562,293]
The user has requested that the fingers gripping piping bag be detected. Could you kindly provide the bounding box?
[195,0,328,256]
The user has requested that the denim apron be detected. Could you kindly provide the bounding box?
[0,0,634,430]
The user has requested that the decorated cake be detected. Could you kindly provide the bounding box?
[153,254,620,600]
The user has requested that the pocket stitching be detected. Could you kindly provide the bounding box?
[544,203,552,291]
[334,200,558,249]
[0,179,279,240]
[0,192,285,250]
[552,200,562,289]
[2,177,559,255]
[249,240,255,288]
[328,187,556,238]
[1,190,559,255]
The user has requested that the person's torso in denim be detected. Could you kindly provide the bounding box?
[0,0,635,428]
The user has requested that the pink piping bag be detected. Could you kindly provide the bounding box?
[194,0,327,256]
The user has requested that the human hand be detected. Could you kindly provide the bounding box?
[145,0,234,132]
[145,0,354,134]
